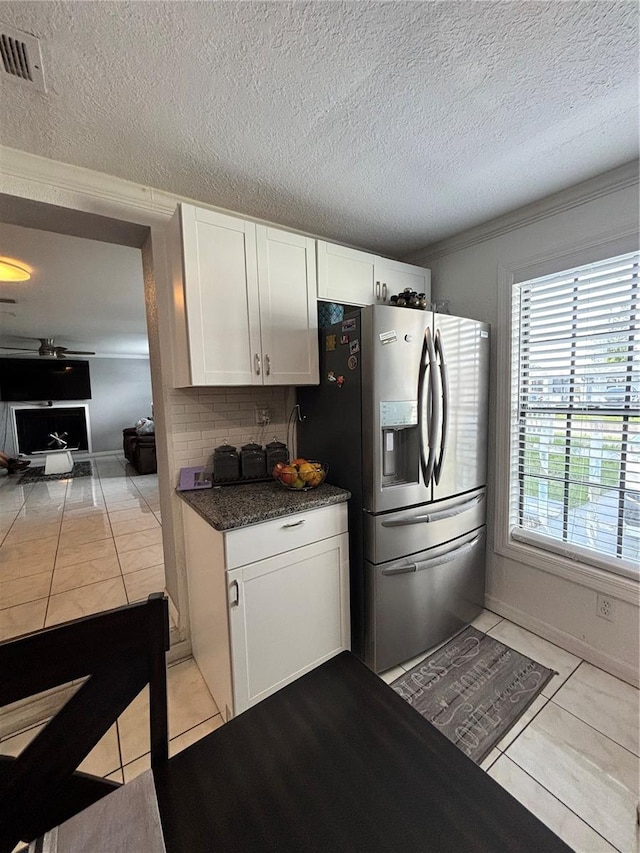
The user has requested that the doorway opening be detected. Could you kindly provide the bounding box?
[0,196,177,645]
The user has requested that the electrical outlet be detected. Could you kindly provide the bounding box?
[596,594,615,622]
[255,406,270,426]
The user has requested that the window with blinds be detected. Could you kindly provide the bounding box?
[510,250,639,579]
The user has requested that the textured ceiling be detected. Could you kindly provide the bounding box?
[0,1,637,256]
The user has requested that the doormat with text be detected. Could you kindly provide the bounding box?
[18,461,94,483]
[390,625,555,764]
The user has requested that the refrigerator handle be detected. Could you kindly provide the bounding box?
[417,330,430,484]
[433,328,449,485]
[381,532,483,575]
[380,492,485,527]
[423,327,440,485]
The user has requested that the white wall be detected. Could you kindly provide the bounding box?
[409,163,640,685]
[88,357,153,452]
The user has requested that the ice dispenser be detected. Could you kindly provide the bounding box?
[380,401,419,486]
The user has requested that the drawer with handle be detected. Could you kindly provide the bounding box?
[364,487,485,565]
[225,502,348,569]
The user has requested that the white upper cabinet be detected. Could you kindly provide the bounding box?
[177,206,261,386]
[317,242,376,306]
[170,204,318,387]
[317,240,430,307]
[375,257,431,304]
[256,227,319,386]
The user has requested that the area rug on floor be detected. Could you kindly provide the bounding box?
[390,625,556,764]
[18,460,94,483]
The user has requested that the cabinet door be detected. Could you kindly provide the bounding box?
[181,205,262,385]
[183,506,234,721]
[257,227,319,385]
[374,258,431,304]
[317,241,378,306]
[228,533,350,714]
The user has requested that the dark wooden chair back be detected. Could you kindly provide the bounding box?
[0,593,169,853]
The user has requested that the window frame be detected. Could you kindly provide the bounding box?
[495,232,640,602]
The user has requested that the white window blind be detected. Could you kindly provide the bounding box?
[510,250,640,579]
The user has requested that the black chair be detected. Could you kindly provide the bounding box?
[0,593,170,853]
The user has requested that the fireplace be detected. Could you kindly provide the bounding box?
[11,404,91,455]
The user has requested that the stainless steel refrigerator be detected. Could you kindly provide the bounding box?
[297,304,490,673]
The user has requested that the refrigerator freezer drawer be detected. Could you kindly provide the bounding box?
[363,487,486,565]
[364,526,486,673]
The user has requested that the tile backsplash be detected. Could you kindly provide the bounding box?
[167,386,293,470]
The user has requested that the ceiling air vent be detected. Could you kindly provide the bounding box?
[0,24,46,92]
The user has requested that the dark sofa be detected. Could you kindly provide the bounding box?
[123,427,157,474]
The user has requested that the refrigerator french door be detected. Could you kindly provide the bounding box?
[360,307,489,514]
[297,304,490,672]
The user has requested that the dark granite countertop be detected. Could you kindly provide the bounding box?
[177,480,351,532]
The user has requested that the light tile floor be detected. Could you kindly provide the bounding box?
[1,458,637,852]
[3,613,636,851]
[381,609,640,853]
[0,454,166,640]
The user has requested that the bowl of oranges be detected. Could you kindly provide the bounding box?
[272,458,328,490]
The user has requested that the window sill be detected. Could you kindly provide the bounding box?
[494,534,639,605]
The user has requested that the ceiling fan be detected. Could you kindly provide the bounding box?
[0,338,96,358]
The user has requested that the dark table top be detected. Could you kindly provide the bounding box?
[154,651,571,853]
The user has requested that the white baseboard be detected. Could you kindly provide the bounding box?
[74,450,123,458]
[167,594,180,629]
[167,635,191,666]
[485,594,639,688]
[166,595,191,665]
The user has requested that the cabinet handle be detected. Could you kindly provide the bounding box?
[382,282,388,302]
[375,281,381,300]
[265,354,271,376]
[229,579,240,607]
[254,353,261,375]
[282,519,306,528]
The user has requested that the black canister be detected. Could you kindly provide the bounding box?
[265,438,289,474]
[240,441,267,479]
[213,443,240,482]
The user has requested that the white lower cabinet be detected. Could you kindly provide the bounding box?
[228,531,350,714]
[183,503,350,719]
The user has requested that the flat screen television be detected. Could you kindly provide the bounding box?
[0,358,92,402]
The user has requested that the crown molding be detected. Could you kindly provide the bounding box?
[0,146,331,244]
[0,146,255,227]
[404,160,640,264]
[4,147,637,268]
[0,145,160,220]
